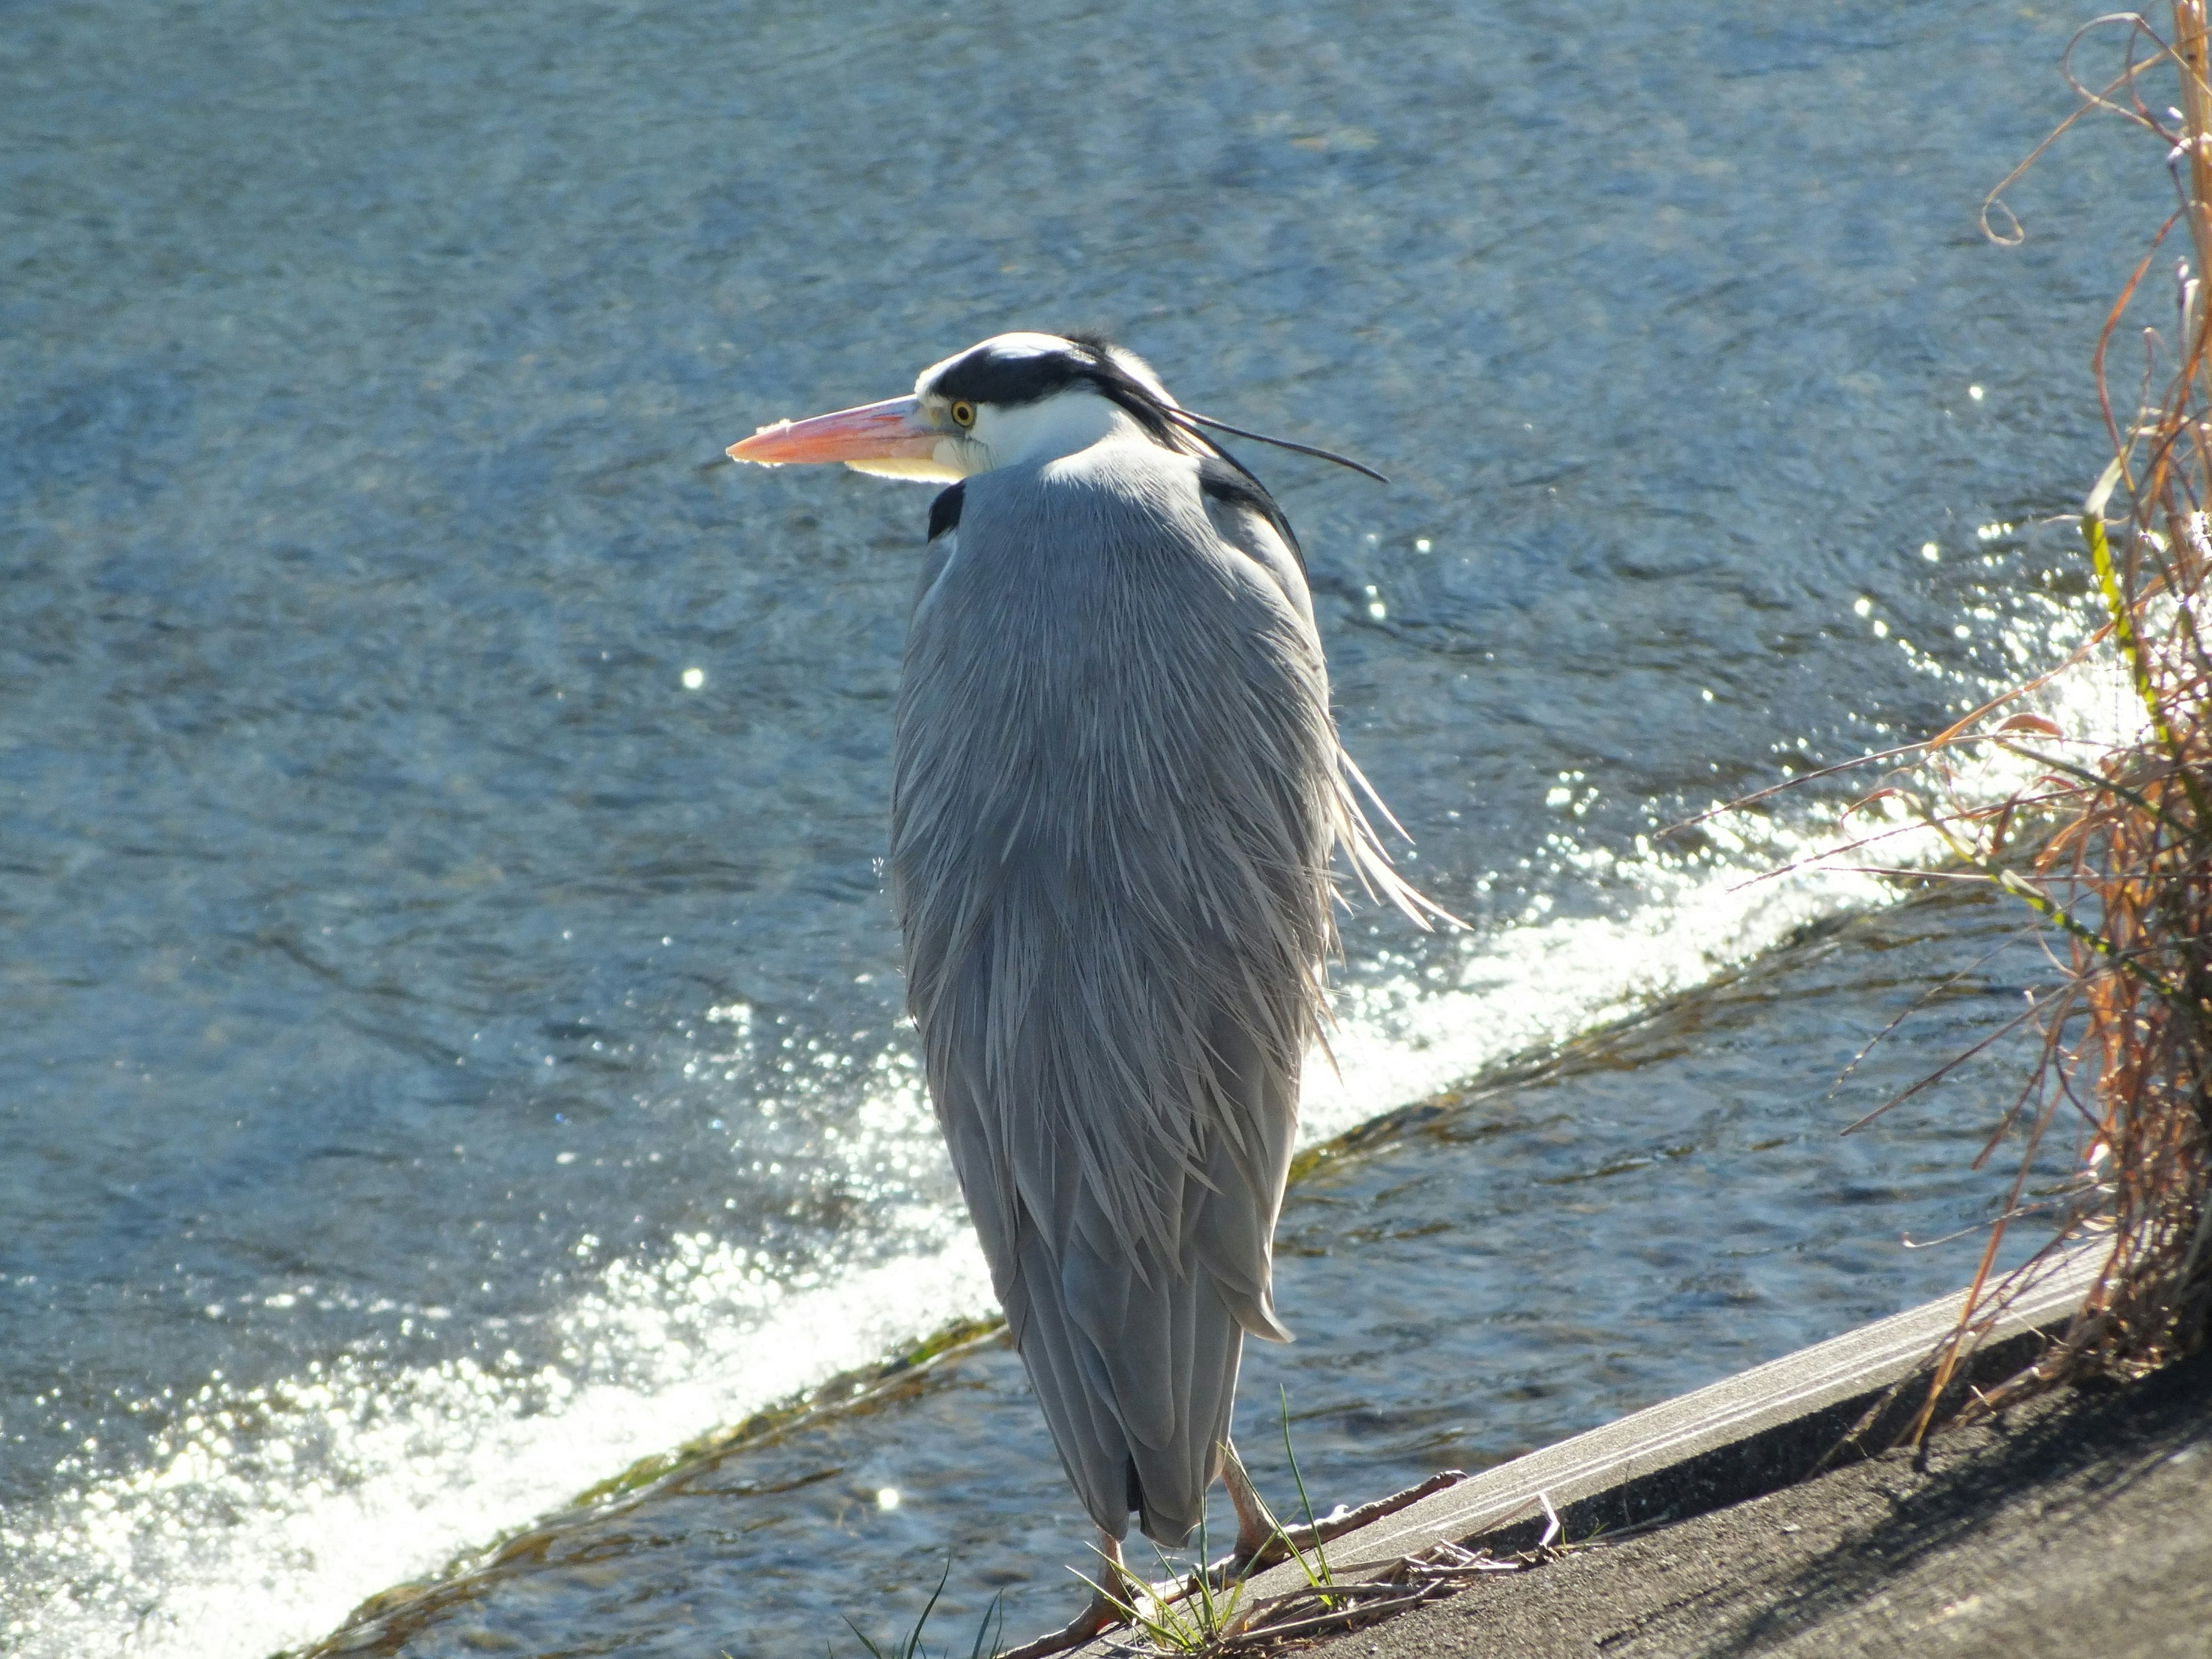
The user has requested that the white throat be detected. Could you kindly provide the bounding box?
[971,388,1152,471]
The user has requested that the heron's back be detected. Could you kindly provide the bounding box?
[891,442,1339,1541]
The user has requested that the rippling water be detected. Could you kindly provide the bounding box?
[0,2,2152,1654]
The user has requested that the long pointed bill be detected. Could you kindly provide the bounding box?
[726,395,942,468]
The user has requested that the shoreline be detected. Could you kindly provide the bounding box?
[1049,1247,2212,1657]
[1305,1336,2212,1657]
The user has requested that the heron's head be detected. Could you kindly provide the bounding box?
[727,332,1194,482]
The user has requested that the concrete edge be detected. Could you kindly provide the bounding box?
[1075,1249,2098,1650]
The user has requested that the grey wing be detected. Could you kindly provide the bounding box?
[1202,463,1452,930]
[893,452,1338,1543]
[925,978,1283,1542]
[900,828,1301,1541]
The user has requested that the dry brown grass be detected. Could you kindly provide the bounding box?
[1897,1,2212,1424]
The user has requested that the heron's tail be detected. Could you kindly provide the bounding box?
[1007,1225,1248,1546]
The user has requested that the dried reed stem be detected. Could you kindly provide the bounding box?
[1922,1,2212,1419]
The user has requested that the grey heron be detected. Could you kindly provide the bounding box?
[728,333,1437,1647]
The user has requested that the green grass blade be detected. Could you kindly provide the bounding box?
[1278,1388,1338,1599]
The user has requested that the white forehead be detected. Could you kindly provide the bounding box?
[910,332,1174,403]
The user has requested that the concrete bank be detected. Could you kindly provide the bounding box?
[1057,1249,2212,1657]
[1308,1338,2212,1658]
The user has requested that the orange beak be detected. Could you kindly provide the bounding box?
[726,395,943,467]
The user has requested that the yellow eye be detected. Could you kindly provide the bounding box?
[949,400,976,428]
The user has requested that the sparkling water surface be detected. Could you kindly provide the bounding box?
[0,1,2150,1653]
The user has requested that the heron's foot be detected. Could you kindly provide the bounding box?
[1209,1468,1473,1590]
[998,1528,1136,1659]
[997,1584,1128,1659]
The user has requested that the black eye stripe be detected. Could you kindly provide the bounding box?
[930,344,1088,407]
[931,335,1183,453]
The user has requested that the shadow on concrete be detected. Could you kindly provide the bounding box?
[1702,1344,2212,1656]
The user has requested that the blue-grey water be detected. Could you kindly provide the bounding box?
[0,2,2146,1654]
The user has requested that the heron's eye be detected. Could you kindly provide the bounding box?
[949,400,976,429]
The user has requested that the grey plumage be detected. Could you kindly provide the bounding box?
[728,332,1433,1556]
[894,439,1421,1541]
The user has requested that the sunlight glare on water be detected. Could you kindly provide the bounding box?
[6,1240,996,1657]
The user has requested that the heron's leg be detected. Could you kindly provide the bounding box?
[1219,1442,1277,1567]
[997,1529,1134,1659]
